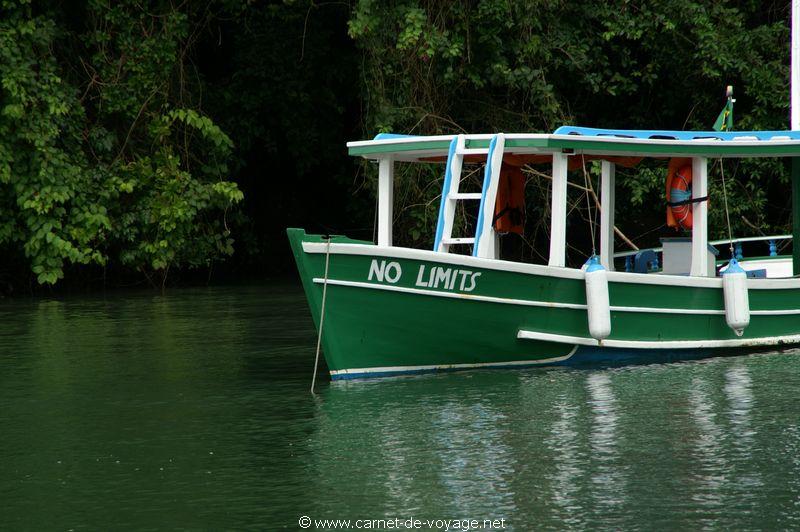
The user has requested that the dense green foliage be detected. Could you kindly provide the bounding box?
[349,0,794,262]
[0,0,242,288]
[0,0,798,285]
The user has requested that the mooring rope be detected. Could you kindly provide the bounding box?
[580,155,597,256]
[311,237,331,394]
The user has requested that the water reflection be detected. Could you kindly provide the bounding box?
[586,373,625,511]
[779,423,800,529]
[545,396,582,524]
[724,365,756,445]
[306,357,800,530]
[723,365,762,504]
[3,284,800,529]
[430,401,515,516]
[688,376,726,512]
[313,375,520,521]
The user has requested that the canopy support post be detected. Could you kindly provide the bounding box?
[377,157,394,247]
[475,133,505,259]
[792,0,800,275]
[793,160,800,276]
[793,0,800,130]
[600,161,616,270]
[549,152,569,267]
[690,157,709,276]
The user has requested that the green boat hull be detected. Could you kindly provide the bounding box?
[288,228,800,379]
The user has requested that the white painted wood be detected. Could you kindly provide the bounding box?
[450,192,482,200]
[329,348,580,377]
[614,234,793,259]
[348,133,800,150]
[712,234,792,245]
[549,152,569,267]
[437,135,466,253]
[311,277,800,316]
[793,0,800,129]
[600,161,616,270]
[750,307,800,315]
[662,239,692,275]
[313,278,587,309]
[458,148,490,155]
[300,241,800,289]
[720,257,793,278]
[377,157,394,246]
[347,134,800,164]
[475,134,505,259]
[662,239,716,276]
[690,157,709,276]
[442,237,475,245]
[517,329,800,349]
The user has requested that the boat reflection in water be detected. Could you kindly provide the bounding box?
[301,355,800,529]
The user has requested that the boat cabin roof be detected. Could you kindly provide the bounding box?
[347,126,800,161]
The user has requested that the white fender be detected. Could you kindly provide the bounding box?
[722,259,750,337]
[584,256,611,341]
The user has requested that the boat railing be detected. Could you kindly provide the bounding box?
[612,234,792,272]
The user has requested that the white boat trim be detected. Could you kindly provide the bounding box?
[312,278,585,309]
[302,241,800,290]
[347,133,800,163]
[347,132,800,150]
[517,330,800,349]
[311,278,800,316]
[347,133,494,150]
[752,308,800,315]
[305,240,583,280]
[329,348,579,378]
[614,235,792,259]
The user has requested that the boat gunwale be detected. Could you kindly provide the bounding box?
[301,241,800,290]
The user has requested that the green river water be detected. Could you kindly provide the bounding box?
[2,282,800,530]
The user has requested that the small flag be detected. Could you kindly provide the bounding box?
[713,85,734,131]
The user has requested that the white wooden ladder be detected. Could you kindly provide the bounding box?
[433,133,506,259]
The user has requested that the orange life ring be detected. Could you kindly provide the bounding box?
[666,159,693,230]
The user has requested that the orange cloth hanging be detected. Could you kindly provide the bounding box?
[493,164,525,234]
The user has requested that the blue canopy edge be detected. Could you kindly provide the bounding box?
[554,126,800,142]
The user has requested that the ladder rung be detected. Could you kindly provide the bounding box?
[442,237,475,245]
[457,148,489,155]
[450,192,482,200]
